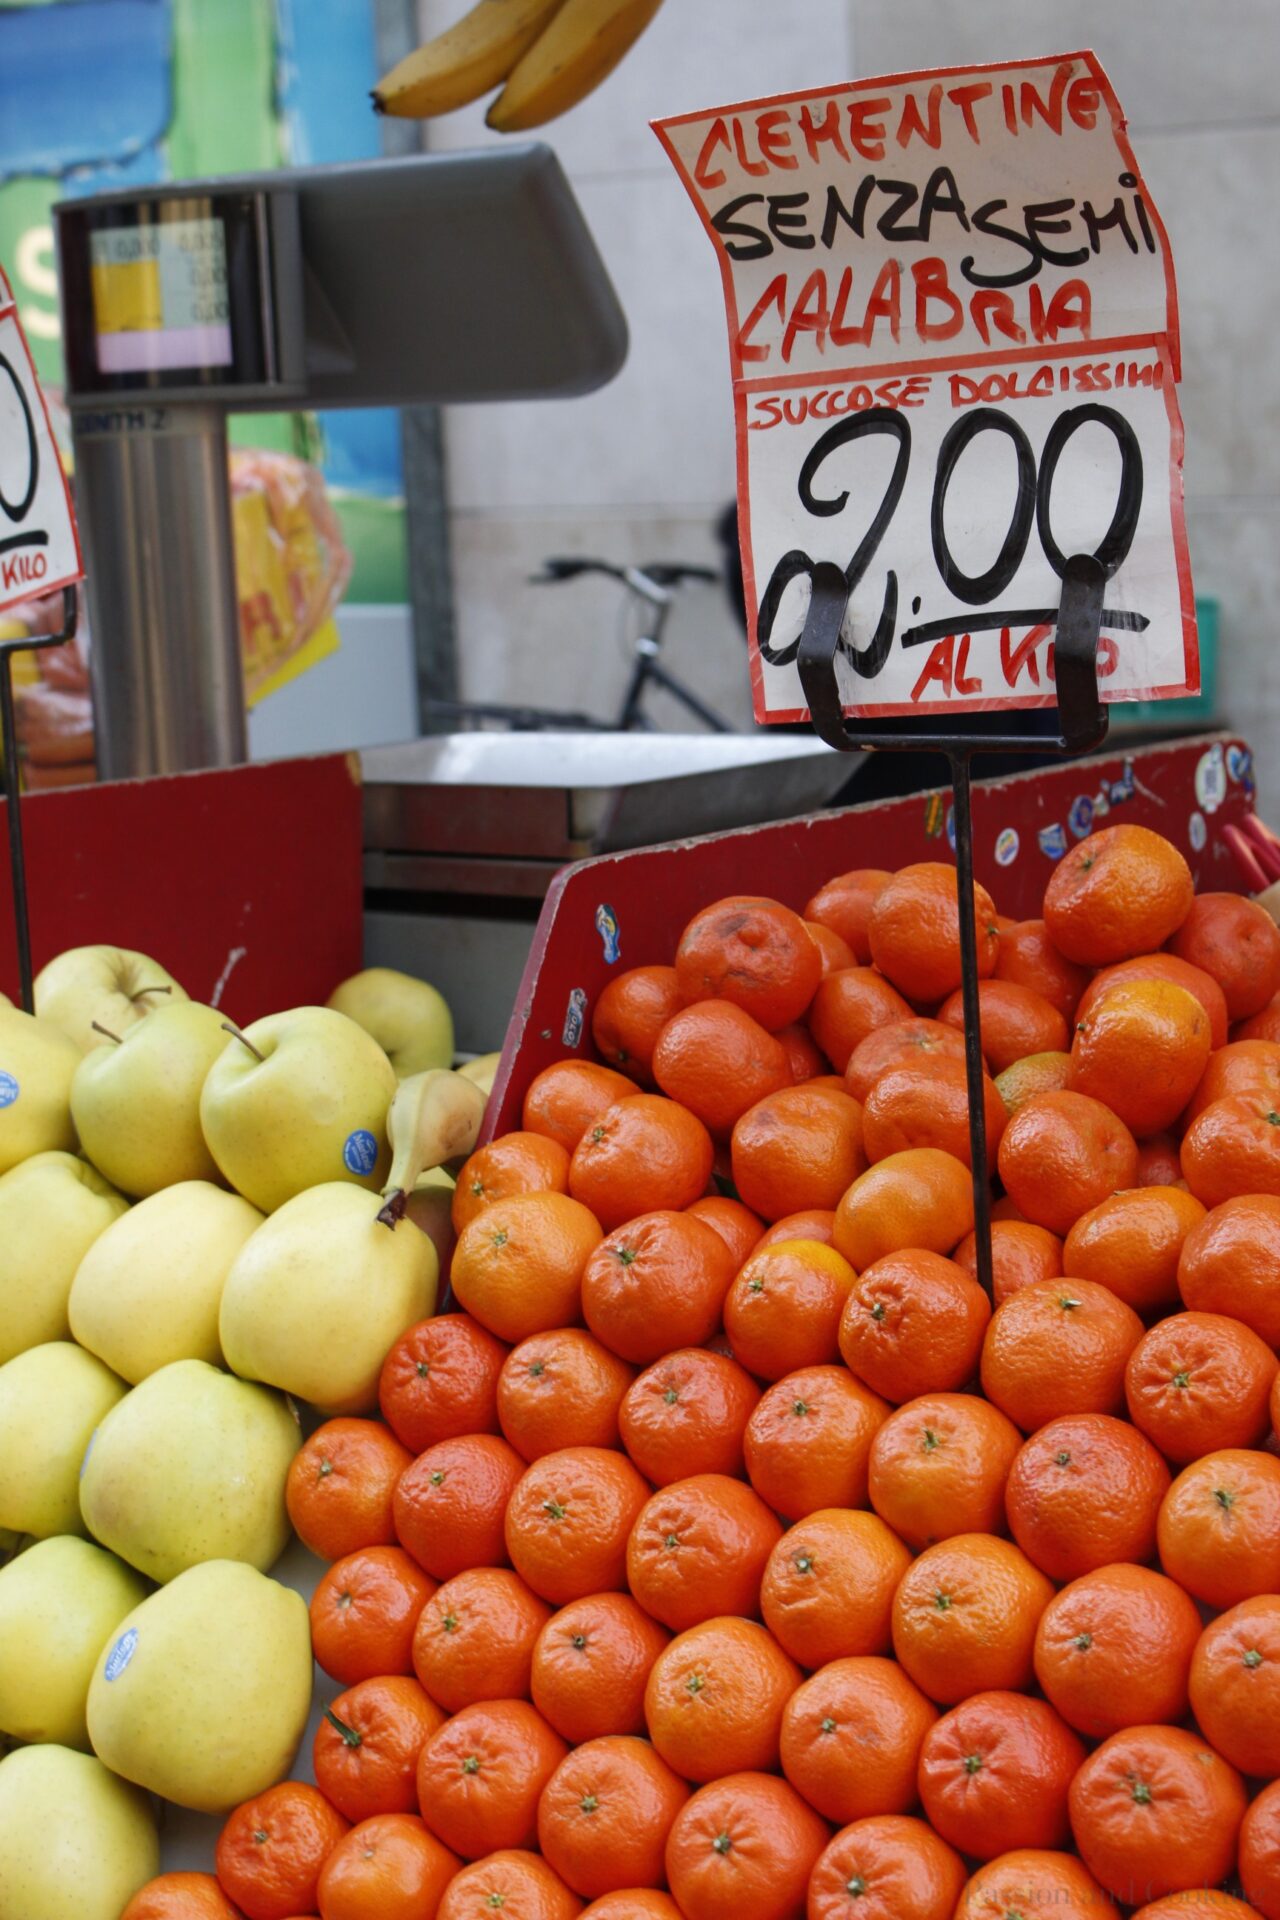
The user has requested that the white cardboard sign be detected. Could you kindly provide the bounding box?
[654,51,1197,723]
[0,271,82,615]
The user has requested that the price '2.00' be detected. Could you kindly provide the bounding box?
[756,400,1146,678]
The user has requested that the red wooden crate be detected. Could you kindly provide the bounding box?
[487,732,1257,1137]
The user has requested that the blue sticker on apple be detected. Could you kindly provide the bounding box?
[343,1129,379,1176]
[104,1628,138,1681]
[0,1073,17,1110]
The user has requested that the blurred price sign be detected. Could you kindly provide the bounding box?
[0,266,82,614]
[654,50,1198,724]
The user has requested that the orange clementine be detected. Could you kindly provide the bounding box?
[993,1050,1073,1116]
[954,1849,1115,1920]
[412,1566,551,1713]
[838,1249,990,1404]
[867,861,1000,1004]
[755,1207,837,1250]
[744,1364,889,1518]
[286,1418,412,1564]
[618,1348,760,1486]
[806,968,913,1073]
[844,1016,969,1102]
[313,1675,445,1823]
[415,1698,568,1859]
[980,1277,1143,1432]
[804,868,893,963]
[1236,989,1280,1044]
[569,1095,713,1231]
[867,1392,1022,1549]
[1042,823,1193,966]
[833,1148,974,1269]
[723,1239,856,1379]
[685,1195,763,1268]
[807,1815,966,1920]
[1125,1311,1277,1463]
[954,1219,1063,1306]
[531,1592,670,1746]
[497,1329,635,1463]
[1190,1595,1280,1779]
[665,1772,829,1920]
[1075,950,1229,1051]
[918,1690,1085,1860]
[1170,890,1280,1020]
[1181,1093,1280,1206]
[1241,1779,1280,1920]
[378,1312,507,1454]
[997,1090,1138,1236]
[774,1019,828,1081]
[1179,1193,1280,1345]
[1068,977,1211,1137]
[626,1472,781,1631]
[1033,1562,1202,1740]
[781,1655,937,1824]
[537,1735,690,1899]
[310,1546,436,1686]
[580,1210,734,1365]
[436,1850,582,1920]
[505,1446,650,1606]
[675,896,822,1031]
[731,1083,866,1220]
[1185,1037,1280,1128]
[644,1616,802,1782]
[995,917,1092,1021]
[591,966,683,1086]
[393,1432,524,1582]
[937,979,1070,1075]
[891,1533,1053,1706]
[652,1001,793,1138]
[1132,1897,1264,1920]
[1063,1186,1206,1315]
[579,1892,680,1920]
[216,1784,348,1920]
[1068,1724,1246,1904]
[805,920,857,975]
[1157,1447,1280,1608]
[1004,1412,1170,1583]
[450,1192,603,1343]
[315,1813,459,1920]
[452,1133,571,1234]
[122,1877,242,1920]
[861,1055,1007,1169]
[760,1508,912,1668]
[524,1060,641,1153]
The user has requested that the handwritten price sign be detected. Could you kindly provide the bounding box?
[0,269,82,615]
[654,51,1197,723]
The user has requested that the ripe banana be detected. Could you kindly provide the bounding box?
[373,0,570,118]
[458,1051,502,1098]
[486,0,665,131]
[378,1068,488,1224]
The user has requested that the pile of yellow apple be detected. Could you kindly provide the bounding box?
[0,949,482,1919]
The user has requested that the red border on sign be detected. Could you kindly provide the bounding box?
[0,293,84,612]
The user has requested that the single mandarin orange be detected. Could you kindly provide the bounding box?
[1063,1186,1206,1315]
[954,1849,1115,1920]
[411,1566,551,1713]
[807,1815,966,1920]
[1241,1779,1280,1920]
[1075,950,1229,1051]
[1033,1563,1202,1740]
[917,1690,1085,1860]
[415,1698,568,1859]
[1236,989,1280,1043]
[591,966,683,1086]
[1004,1413,1170,1583]
[524,1060,642,1153]
[452,1132,571,1233]
[450,1192,603,1344]
[980,1277,1143,1433]
[122,1877,241,1920]
[676,896,823,1031]
[1068,978,1211,1137]
[775,1019,829,1082]
[685,1194,763,1268]
[626,1473,781,1632]
[955,1220,1063,1306]
[579,1893,680,1920]
[504,1446,651,1606]
[315,1813,459,1920]
[665,1772,829,1920]
[1157,1447,1280,1608]
[867,861,1000,1004]
[805,921,857,976]
[1042,824,1193,966]
[995,918,1092,1021]
[618,1348,760,1486]
[731,1083,867,1220]
[644,1616,802,1782]
[1179,1193,1280,1345]
[806,968,914,1074]
[652,1001,793,1138]
[744,1364,889,1518]
[804,869,893,963]
[393,1432,524,1582]
[497,1327,636,1463]
[844,1017,969,1103]
[1185,1038,1280,1127]
[891,1533,1053,1706]
[838,1250,990,1404]
[861,1055,1007,1169]
[1136,1132,1184,1184]
[937,978,1070,1075]
[580,1209,734,1365]
[1190,1595,1280,1779]
[286,1418,412,1564]
[1068,1724,1246,1904]
[1181,1093,1280,1206]
[569,1096,714,1231]
[781,1655,937,1824]
[994,1048,1076,1121]
[755,1207,837,1250]
[723,1239,856,1379]
[867,1393,1022,1549]
[1125,1311,1277,1463]
[310,1546,437,1686]
[313,1675,445,1823]
[436,1850,581,1920]
[378,1312,507,1455]
[997,1091,1138,1236]
[1170,890,1280,1021]
[760,1508,912,1668]
[833,1148,974,1270]
[216,1783,348,1920]
[1132,1897,1265,1920]
[531,1592,670,1746]
[537,1735,690,1899]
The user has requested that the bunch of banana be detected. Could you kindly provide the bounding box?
[373,0,665,130]
[377,1066,490,1225]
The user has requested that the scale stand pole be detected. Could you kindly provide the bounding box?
[0,587,79,1013]
[797,554,1108,1300]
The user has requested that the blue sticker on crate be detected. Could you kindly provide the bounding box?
[994,828,1020,867]
[0,1073,16,1110]
[1189,810,1207,852]
[945,806,956,852]
[595,904,621,964]
[1227,744,1253,785]
[563,989,588,1049]
[1039,823,1068,861]
[1068,795,1094,839]
[104,1629,138,1682]
[342,1130,379,1177]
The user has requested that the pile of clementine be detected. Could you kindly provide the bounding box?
[128,825,1280,1920]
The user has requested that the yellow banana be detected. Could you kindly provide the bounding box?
[458,1050,502,1097]
[373,0,570,118]
[378,1068,488,1223]
[486,0,665,131]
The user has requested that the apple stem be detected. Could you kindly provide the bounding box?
[129,984,173,1003]
[221,1020,265,1063]
[376,1190,406,1230]
[90,1021,123,1045]
[324,1708,362,1748]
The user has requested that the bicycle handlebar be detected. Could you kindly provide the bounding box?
[530,556,719,590]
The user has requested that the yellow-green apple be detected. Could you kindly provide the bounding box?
[71,1001,229,1196]
[34,946,187,1053]
[0,1744,158,1919]
[0,1007,80,1175]
[328,965,454,1076]
[0,1151,127,1363]
[0,1537,148,1747]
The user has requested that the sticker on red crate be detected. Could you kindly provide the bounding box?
[653,51,1198,725]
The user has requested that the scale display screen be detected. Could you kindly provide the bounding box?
[90,217,232,374]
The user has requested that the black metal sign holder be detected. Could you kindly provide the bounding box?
[797,551,1109,1297]
[0,585,79,1013]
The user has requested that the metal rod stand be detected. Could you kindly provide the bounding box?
[796,554,1109,1298]
[0,586,79,1012]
